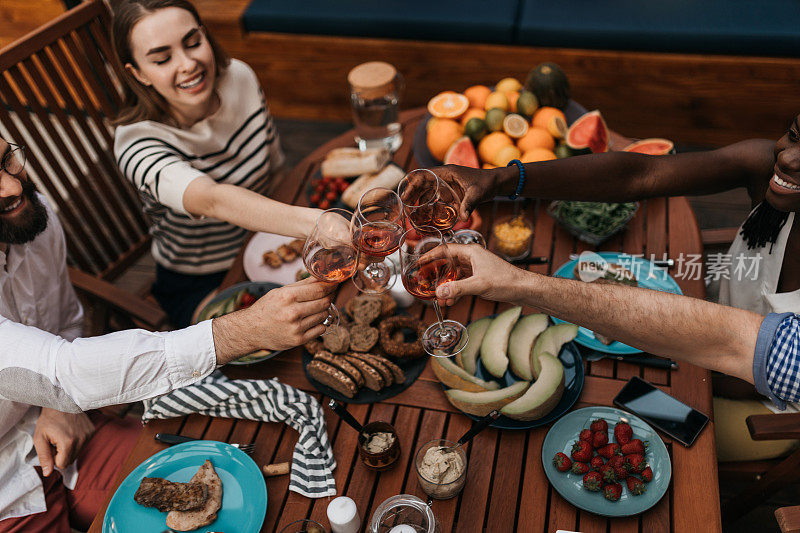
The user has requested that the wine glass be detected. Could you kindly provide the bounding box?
[397,169,461,235]
[447,228,487,248]
[399,227,468,357]
[351,187,404,294]
[303,208,360,329]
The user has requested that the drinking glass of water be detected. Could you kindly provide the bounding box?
[348,61,404,153]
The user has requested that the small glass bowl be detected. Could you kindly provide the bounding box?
[491,215,533,260]
[369,494,437,533]
[279,518,327,533]
[358,421,401,471]
[414,439,467,500]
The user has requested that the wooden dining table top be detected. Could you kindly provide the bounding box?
[89,108,720,533]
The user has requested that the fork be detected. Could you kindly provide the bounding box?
[154,433,256,455]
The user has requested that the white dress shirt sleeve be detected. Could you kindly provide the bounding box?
[0,317,216,412]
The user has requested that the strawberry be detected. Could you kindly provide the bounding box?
[614,421,633,445]
[599,463,616,483]
[596,443,622,459]
[592,431,609,448]
[624,454,647,474]
[571,462,590,475]
[608,455,628,480]
[571,440,593,463]
[626,476,647,495]
[620,439,648,455]
[579,429,594,443]
[603,482,622,501]
[590,419,608,433]
[553,452,572,472]
[583,471,603,492]
[641,466,653,482]
[590,456,605,470]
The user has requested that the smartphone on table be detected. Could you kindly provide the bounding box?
[613,376,710,447]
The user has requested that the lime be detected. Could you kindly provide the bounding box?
[485,108,508,132]
[502,113,529,139]
[464,117,488,143]
[554,142,572,158]
[516,90,539,118]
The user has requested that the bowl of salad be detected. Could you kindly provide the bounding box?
[547,201,638,246]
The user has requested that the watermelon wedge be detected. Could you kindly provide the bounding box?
[444,136,480,168]
[623,138,675,155]
[565,110,609,154]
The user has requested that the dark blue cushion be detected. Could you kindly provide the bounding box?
[242,0,520,44]
[516,0,800,56]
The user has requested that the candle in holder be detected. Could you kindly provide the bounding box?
[388,525,417,533]
[326,496,361,533]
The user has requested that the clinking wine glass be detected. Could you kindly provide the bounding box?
[351,187,404,294]
[303,208,360,330]
[397,169,461,235]
[399,227,468,357]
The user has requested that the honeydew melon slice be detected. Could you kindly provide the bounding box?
[431,357,501,393]
[455,316,493,375]
[480,306,522,378]
[531,323,578,378]
[507,314,549,380]
[445,380,529,417]
[501,352,565,421]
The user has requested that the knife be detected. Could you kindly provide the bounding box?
[155,433,197,446]
[583,350,678,370]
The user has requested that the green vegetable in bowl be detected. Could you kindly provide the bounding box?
[549,201,638,244]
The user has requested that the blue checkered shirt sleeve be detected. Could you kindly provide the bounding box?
[754,312,800,410]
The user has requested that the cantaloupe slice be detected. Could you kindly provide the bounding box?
[480,306,522,378]
[431,357,501,393]
[445,380,529,417]
[501,352,565,421]
[531,324,578,378]
[508,314,549,380]
[455,316,493,375]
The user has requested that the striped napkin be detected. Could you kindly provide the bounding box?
[142,371,337,498]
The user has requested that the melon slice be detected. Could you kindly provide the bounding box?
[622,138,675,155]
[455,316,493,374]
[501,352,565,421]
[507,314,549,380]
[480,306,522,378]
[431,357,501,393]
[565,110,608,154]
[445,380,529,417]
[531,324,578,378]
[444,136,480,168]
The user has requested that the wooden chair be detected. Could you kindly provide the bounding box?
[0,0,167,333]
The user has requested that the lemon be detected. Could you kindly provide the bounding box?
[502,114,529,139]
[495,77,522,94]
[516,90,539,118]
[484,108,507,132]
[464,117,488,143]
[484,91,509,112]
[493,145,522,167]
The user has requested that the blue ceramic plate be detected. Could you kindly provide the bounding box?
[103,441,267,533]
[552,252,683,354]
[541,406,671,517]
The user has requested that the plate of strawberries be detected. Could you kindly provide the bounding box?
[541,406,671,517]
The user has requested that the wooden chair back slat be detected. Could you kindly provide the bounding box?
[0,0,152,279]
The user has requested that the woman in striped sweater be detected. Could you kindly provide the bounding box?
[111,0,320,327]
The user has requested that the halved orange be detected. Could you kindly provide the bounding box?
[428,92,470,119]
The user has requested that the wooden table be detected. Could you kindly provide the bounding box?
[89,109,721,533]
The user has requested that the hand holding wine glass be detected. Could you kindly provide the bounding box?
[397,169,462,235]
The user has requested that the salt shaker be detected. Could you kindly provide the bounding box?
[327,496,361,533]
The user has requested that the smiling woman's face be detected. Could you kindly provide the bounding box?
[768,114,800,212]
[125,7,217,125]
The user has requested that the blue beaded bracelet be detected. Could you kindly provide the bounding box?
[507,159,525,200]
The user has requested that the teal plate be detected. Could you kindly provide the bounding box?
[541,406,671,518]
[103,441,267,533]
[552,252,683,354]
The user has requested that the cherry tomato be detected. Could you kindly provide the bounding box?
[337,180,349,193]
[314,185,326,195]
[325,191,338,201]
[310,193,321,204]
[319,199,331,209]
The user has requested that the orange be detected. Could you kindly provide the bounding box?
[532,107,568,139]
[463,85,491,110]
[505,91,519,113]
[427,91,470,119]
[477,131,513,163]
[482,163,498,169]
[460,108,485,126]
[517,126,555,152]
[427,118,463,161]
[493,145,522,167]
[520,147,557,163]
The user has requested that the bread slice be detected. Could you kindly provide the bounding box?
[366,354,405,385]
[343,355,385,391]
[346,352,395,386]
[314,350,365,388]
[320,147,390,177]
[341,164,405,208]
[307,360,359,398]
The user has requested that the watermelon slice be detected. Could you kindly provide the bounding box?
[565,110,609,154]
[623,138,675,155]
[444,136,480,168]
